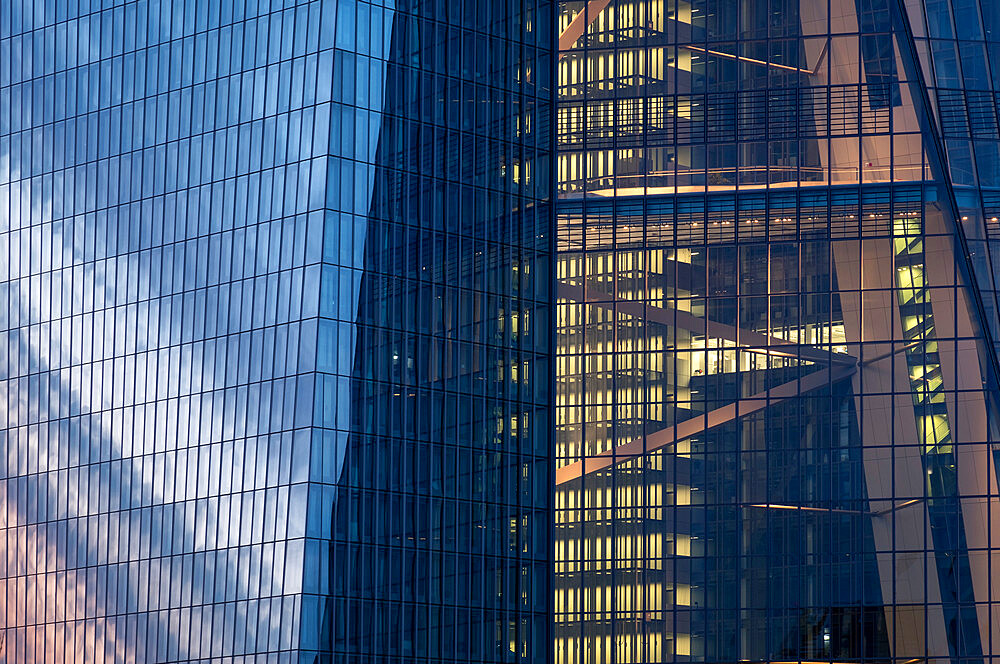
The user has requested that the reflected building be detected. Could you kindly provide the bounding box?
[554,1,1000,663]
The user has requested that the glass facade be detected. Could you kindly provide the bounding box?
[554,1,1000,663]
[304,0,553,660]
[6,0,1000,663]
[1,1,347,661]
[1,0,550,663]
[904,1,1000,359]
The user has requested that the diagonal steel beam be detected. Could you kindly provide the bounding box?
[559,281,857,366]
[558,0,613,53]
[557,2,830,78]
[555,362,856,485]
[684,41,828,76]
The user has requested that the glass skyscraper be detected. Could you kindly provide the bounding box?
[1,0,550,661]
[4,1,1000,664]
[555,0,1000,663]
